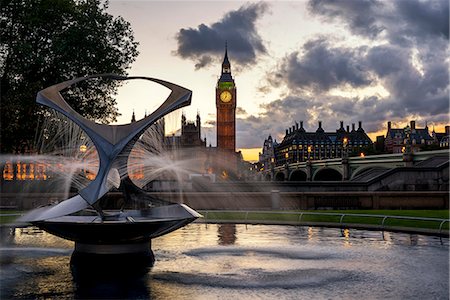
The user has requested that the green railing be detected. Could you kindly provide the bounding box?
[198,210,449,236]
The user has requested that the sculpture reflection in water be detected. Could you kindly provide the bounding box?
[19,74,202,270]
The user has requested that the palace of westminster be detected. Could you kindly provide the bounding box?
[2,46,449,183]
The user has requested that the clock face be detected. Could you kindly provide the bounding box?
[220,91,232,102]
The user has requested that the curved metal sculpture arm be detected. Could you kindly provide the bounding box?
[37,74,192,147]
[23,74,192,222]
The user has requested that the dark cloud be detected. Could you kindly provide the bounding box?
[365,46,406,77]
[236,107,248,116]
[394,0,449,40]
[269,38,371,92]
[205,120,216,126]
[308,0,449,44]
[308,0,385,38]
[236,96,316,148]
[365,44,449,117]
[174,3,268,69]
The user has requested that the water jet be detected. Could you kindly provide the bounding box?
[19,74,202,257]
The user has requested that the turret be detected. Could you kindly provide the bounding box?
[196,112,201,140]
[181,113,186,135]
[222,42,231,74]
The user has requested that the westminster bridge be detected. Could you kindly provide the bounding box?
[258,149,449,183]
[1,149,448,211]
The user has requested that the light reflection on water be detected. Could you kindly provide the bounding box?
[0,224,448,299]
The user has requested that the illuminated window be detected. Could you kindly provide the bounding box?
[2,162,13,180]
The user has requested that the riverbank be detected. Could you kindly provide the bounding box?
[2,209,448,237]
[196,209,450,237]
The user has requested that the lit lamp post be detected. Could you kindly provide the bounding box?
[284,152,289,181]
[403,125,413,166]
[79,144,87,179]
[342,137,348,158]
[403,125,411,153]
[270,157,275,181]
[306,146,312,181]
[342,137,349,181]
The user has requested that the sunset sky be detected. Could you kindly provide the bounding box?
[107,0,449,161]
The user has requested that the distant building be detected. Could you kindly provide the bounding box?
[375,135,386,153]
[432,126,450,148]
[267,121,372,166]
[259,135,277,171]
[165,112,206,148]
[384,120,433,153]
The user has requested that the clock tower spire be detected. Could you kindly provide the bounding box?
[216,43,236,152]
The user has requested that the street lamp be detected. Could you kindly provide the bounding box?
[403,125,411,154]
[342,137,348,158]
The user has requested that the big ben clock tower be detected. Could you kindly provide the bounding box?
[216,45,236,151]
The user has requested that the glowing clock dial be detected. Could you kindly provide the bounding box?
[220,91,232,102]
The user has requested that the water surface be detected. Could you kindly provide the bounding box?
[0,224,448,299]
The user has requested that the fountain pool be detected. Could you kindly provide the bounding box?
[1,224,448,299]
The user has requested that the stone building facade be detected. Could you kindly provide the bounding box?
[384,121,434,153]
[261,121,373,167]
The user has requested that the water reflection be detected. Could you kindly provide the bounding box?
[72,261,151,300]
[218,224,236,245]
[0,224,448,299]
[342,228,351,247]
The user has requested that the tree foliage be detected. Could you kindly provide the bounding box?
[0,0,139,153]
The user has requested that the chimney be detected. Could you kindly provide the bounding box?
[340,121,344,129]
[410,120,416,130]
[285,129,288,135]
[346,125,350,132]
[352,123,355,131]
[358,121,362,129]
[318,121,322,129]
[289,128,292,134]
[300,121,304,129]
[292,125,296,132]
[296,122,299,130]
[387,121,391,130]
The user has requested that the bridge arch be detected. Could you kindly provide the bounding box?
[313,167,343,181]
[264,173,272,181]
[274,172,285,181]
[289,170,307,181]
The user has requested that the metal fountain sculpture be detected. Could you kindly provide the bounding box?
[19,74,201,256]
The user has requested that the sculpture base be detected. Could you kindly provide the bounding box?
[71,241,155,277]
[74,241,151,254]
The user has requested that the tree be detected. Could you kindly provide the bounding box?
[0,0,139,153]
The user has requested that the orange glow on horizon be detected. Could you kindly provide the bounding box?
[238,148,261,162]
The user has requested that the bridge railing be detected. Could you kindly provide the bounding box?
[199,210,449,237]
[267,149,450,174]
